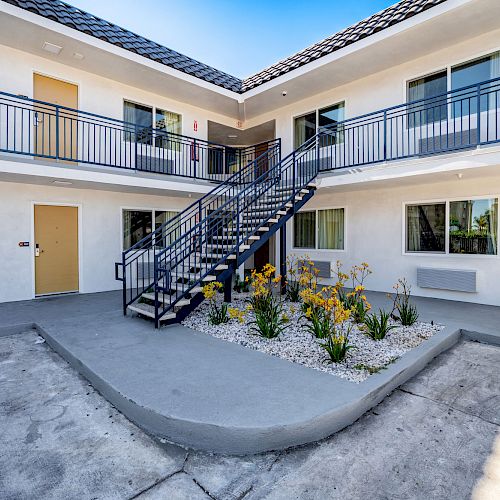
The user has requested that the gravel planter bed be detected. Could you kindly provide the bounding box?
[182,294,444,383]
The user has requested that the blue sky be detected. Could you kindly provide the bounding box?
[66,0,395,78]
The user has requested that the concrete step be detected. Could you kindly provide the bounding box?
[128,303,176,321]
[141,293,191,309]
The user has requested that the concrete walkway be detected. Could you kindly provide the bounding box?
[1,290,498,454]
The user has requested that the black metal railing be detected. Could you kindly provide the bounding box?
[118,139,281,311]
[150,131,324,325]
[0,90,268,181]
[317,76,500,171]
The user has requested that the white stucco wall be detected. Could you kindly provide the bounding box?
[284,172,500,306]
[0,180,192,303]
[0,43,239,143]
[246,28,500,157]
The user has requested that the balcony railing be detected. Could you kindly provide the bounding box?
[317,77,500,172]
[0,90,276,182]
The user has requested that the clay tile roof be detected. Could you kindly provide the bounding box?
[4,0,448,94]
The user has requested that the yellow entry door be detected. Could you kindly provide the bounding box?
[34,205,79,295]
[33,74,78,160]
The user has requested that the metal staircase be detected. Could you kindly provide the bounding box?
[117,131,331,327]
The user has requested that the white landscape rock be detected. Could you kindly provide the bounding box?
[182,294,443,383]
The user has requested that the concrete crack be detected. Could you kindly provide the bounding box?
[192,477,218,500]
[398,387,499,427]
[127,469,184,500]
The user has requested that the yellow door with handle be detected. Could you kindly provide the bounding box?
[33,74,78,160]
[34,205,79,295]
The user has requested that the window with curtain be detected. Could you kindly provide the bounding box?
[155,210,180,247]
[449,198,498,255]
[318,208,344,249]
[407,71,447,127]
[123,210,153,248]
[406,203,446,252]
[124,101,153,145]
[318,103,345,147]
[294,211,316,248]
[155,108,182,151]
[452,51,500,113]
[294,112,316,149]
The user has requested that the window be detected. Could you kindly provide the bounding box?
[449,199,498,255]
[406,203,446,253]
[407,71,447,127]
[294,208,345,250]
[294,102,345,148]
[123,209,178,249]
[123,210,152,248]
[405,198,498,255]
[124,101,153,145]
[294,211,316,248]
[452,52,500,113]
[155,108,182,151]
[124,101,182,149]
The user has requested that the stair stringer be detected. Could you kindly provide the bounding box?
[162,187,317,325]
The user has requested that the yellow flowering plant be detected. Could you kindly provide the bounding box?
[302,284,354,362]
[202,281,229,325]
[247,264,288,338]
[228,306,246,324]
[334,261,372,323]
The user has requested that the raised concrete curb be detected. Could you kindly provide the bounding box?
[2,291,498,455]
[35,321,464,455]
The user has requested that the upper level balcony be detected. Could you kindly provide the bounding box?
[314,77,500,179]
[0,90,279,185]
[1,77,500,189]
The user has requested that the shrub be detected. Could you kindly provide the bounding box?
[320,328,354,363]
[203,282,229,325]
[364,309,396,340]
[390,278,419,326]
[250,300,288,339]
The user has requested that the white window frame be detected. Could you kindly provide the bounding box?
[292,101,346,149]
[292,206,346,252]
[402,195,499,259]
[121,206,181,251]
[402,45,500,102]
[122,98,183,137]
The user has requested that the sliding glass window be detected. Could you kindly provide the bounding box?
[407,71,447,127]
[452,51,500,113]
[294,211,316,248]
[449,198,498,255]
[406,203,446,253]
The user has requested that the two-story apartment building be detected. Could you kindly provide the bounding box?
[1,0,500,323]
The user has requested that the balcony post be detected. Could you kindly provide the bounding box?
[193,139,197,178]
[476,83,481,146]
[280,220,287,295]
[383,110,387,161]
[55,105,60,160]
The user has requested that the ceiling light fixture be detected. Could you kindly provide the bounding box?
[42,42,63,55]
[52,180,73,185]
[73,52,84,60]
[227,134,238,139]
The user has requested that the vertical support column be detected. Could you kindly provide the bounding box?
[224,268,233,303]
[280,221,287,295]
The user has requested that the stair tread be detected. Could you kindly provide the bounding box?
[128,303,176,321]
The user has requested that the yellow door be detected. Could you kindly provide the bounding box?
[33,74,78,161]
[34,205,79,295]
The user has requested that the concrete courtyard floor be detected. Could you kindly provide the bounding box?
[1,327,498,499]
